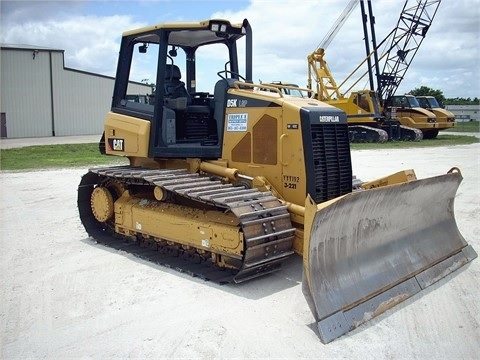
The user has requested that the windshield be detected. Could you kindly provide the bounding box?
[283,88,305,97]
[427,97,441,108]
[407,96,420,107]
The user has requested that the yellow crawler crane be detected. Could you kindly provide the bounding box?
[77,19,477,343]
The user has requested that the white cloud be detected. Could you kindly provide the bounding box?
[211,0,479,99]
[1,0,478,99]
[2,13,145,76]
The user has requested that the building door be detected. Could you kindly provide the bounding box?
[1,113,6,138]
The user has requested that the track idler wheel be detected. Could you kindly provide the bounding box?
[90,187,114,222]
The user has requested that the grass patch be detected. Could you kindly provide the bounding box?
[350,134,478,150]
[448,121,479,133]
[0,143,127,170]
[0,134,478,170]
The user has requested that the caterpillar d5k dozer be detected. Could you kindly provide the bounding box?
[78,19,477,343]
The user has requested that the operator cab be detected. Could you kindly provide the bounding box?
[111,19,252,158]
[391,95,421,108]
[417,96,441,109]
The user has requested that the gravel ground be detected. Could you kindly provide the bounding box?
[0,143,479,359]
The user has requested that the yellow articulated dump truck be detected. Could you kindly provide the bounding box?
[386,94,440,139]
[77,19,477,343]
[416,95,456,136]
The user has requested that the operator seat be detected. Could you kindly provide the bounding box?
[164,64,191,103]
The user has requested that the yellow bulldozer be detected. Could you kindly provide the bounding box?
[77,19,476,343]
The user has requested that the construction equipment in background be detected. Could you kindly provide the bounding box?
[307,0,442,141]
[416,95,456,136]
[306,0,395,142]
[364,0,444,139]
[385,94,438,139]
[77,18,476,344]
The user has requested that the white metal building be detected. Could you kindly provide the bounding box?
[445,104,479,122]
[0,44,150,138]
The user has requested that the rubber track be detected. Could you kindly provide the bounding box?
[399,125,423,141]
[348,125,388,143]
[78,166,296,284]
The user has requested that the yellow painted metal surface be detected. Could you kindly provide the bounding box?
[429,108,456,130]
[360,169,417,189]
[221,87,311,207]
[104,112,150,157]
[114,191,243,258]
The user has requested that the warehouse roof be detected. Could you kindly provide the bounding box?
[1,43,64,52]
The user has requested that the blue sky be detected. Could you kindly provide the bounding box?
[77,1,249,23]
[1,0,479,99]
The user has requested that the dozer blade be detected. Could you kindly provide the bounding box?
[302,171,477,344]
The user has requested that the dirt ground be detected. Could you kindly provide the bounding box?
[1,144,479,359]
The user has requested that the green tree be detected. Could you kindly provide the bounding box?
[444,97,479,105]
[408,86,446,104]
